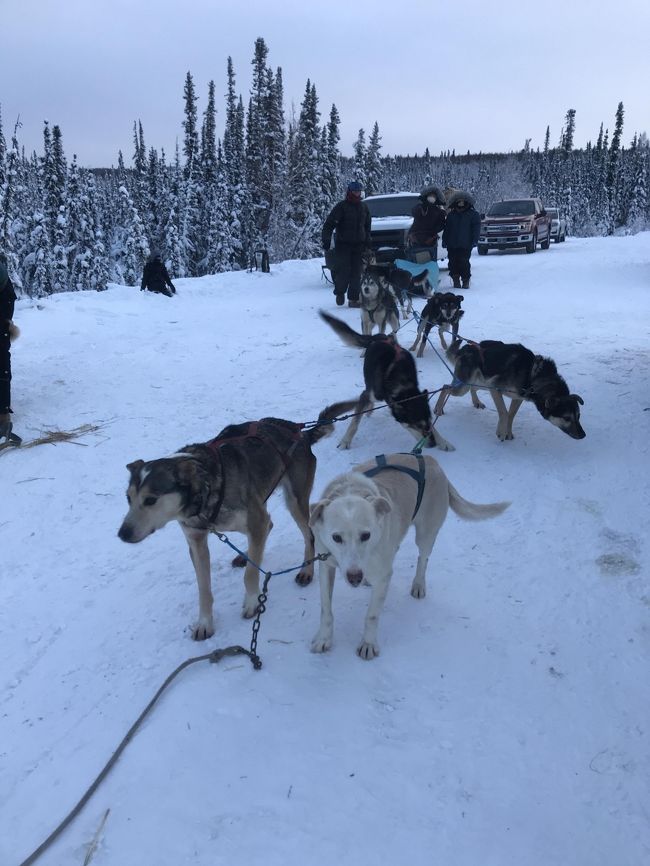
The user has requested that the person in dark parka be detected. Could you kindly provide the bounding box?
[0,252,18,440]
[442,191,482,289]
[322,181,371,307]
[141,252,176,297]
[407,184,446,262]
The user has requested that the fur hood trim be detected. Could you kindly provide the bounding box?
[447,190,476,208]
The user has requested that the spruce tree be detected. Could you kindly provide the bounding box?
[365,122,382,195]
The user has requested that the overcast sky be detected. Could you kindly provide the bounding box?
[1,0,648,168]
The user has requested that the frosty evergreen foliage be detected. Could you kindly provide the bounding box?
[0,42,648,297]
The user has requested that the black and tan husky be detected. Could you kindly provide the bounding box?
[118,401,356,639]
[319,311,455,452]
[434,339,586,442]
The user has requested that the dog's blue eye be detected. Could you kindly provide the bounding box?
[360,532,370,542]
[332,533,343,544]
[143,496,158,507]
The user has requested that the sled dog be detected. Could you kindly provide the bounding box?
[434,339,586,441]
[319,311,455,452]
[363,262,433,319]
[409,292,464,356]
[309,452,509,658]
[359,269,400,337]
[118,401,356,639]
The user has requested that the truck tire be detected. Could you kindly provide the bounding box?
[526,231,537,254]
[541,230,551,250]
[478,245,488,256]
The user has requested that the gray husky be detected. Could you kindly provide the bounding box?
[118,401,355,639]
[434,339,586,441]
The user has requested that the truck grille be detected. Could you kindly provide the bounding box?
[485,223,519,233]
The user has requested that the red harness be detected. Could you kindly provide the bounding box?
[204,421,304,524]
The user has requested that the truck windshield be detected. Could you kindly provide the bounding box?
[488,201,536,216]
[546,208,558,218]
[366,196,420,218]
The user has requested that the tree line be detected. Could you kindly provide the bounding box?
[0,38,647,297]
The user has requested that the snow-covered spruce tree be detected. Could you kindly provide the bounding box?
[285,80,322,259]
[196,79,218,273]
[43,124,69,293]
[352,128,367,188]
[84,170,109,291]
[204,142,236,273]
[223,57,250,268]
[0,119,26,291]
[626,134,648,232]
[607,102,624,230]
[181,71,201,274]
[161,145,189,278]
[118,182,149,285]
[263,65,288,261]
[365,122,382,196]
[245,39,270,239]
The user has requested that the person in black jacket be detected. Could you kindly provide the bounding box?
[407,185,446,263]
[0,252,18,441]
[141,252,176,297]
[322,181,371,307]
[442,191,482,289]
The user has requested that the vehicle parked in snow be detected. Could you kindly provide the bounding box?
[546,207,567,243]
[364,192,446,263]
[477,198,552,255]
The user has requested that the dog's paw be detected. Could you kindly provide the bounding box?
[473,400,486,410]
[191,619,215,641]
[295,569,313,587]
[356,640,380,660]
[242,595,260,618]
[231,553,247,568]
[410,582,426,599]
[337,440,351,450]
[434,437,455,452]
[311,632,333,653]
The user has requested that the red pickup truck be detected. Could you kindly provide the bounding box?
[478,198,552,255]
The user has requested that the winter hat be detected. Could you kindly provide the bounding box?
[447,190,475,209]
[347,180,363,192]
[420,185,444,204]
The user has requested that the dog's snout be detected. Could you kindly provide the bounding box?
[346,569,363,587]
[118,524,134,542]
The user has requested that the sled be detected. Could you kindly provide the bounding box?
[393,258,440,291]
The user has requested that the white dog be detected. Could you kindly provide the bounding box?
[309,453,509,659]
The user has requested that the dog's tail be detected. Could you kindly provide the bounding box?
[445,337,464,363]
[8,322,20,343]
[448,483,510,521]
[319,310,373,349]
[303,400,359,445]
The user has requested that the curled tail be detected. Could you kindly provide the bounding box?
[8,322,20,343]
[445,337,464,364]
[319,310,373,349]
[448,482,510,521]
[304,400,359,445]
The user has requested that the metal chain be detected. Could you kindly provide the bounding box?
[248,571,272,670]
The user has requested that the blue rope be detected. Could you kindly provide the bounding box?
[215,532,330,575]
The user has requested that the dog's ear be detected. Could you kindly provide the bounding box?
[309,499,331,525]
[373,497,391,516]
[457,295,464,302]
[126,459,145,476]
[544,397,557,410]
[570,394,584,406]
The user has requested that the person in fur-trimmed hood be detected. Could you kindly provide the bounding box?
[442,191,481,289]
[0,252,19,441]
[407,184,446,262]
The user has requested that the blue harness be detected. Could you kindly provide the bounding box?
[362,453,426,519]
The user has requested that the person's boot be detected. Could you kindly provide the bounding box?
[461,277,470,289]
[0,412,12,440]
[452,275,462,289]
[335,294,345,306]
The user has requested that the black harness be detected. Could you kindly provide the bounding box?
[362,453,426,520]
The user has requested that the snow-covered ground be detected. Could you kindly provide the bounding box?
[2,235,649,866]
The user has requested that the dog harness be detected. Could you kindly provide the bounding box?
[203,420,304,525]
[362,453,426,520]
